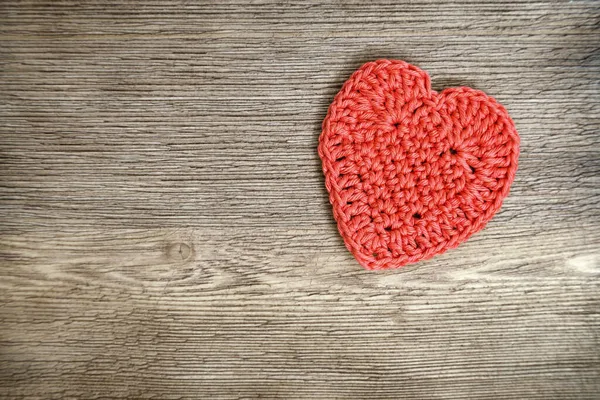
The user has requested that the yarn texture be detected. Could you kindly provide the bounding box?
[318,60,520,270]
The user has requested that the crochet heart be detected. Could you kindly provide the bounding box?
[319,60,519,270]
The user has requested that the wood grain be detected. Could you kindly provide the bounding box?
[1,1,599,398]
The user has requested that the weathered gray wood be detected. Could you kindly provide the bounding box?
[1,1,599,398]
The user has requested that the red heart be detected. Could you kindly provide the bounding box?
[319,60,520,270]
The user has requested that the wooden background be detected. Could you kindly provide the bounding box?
[1,1,599,398]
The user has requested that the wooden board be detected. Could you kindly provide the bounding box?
[1,1,599,398]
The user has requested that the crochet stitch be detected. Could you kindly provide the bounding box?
[319,60,519,270]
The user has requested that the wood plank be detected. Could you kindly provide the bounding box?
[1,0,599,398]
